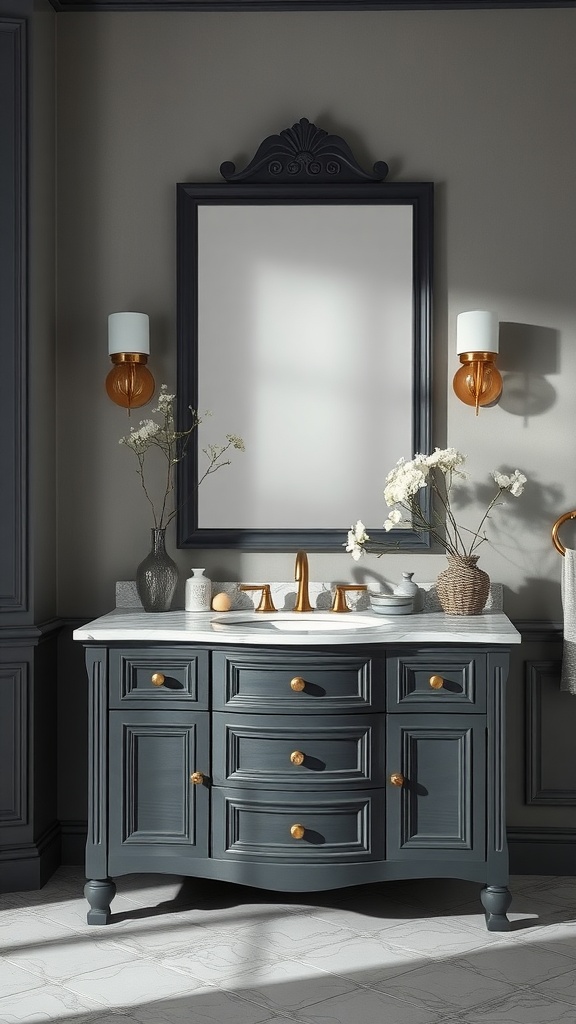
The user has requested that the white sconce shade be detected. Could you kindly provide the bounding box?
[108,312,150,355]
[456,310,499,355]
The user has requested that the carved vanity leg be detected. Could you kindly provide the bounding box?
[84,878,116,925]
[481,885,512,931]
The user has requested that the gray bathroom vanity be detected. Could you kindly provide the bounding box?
[74,608,521,930]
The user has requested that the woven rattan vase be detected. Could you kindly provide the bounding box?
[436,554,490,616]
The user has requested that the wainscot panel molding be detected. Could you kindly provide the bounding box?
[0,629,61,891]
[526,659,576,807]
[46,1,576,12]
[0,13,28,622]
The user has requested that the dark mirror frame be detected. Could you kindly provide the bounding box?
[176,119,433,551]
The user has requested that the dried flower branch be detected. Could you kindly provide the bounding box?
[119,384,245,529]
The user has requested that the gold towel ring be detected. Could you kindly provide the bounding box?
[552,510,576,555]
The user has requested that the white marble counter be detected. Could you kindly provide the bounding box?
[73,608,522,646]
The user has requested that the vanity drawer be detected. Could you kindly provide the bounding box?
[212,648,385,713]
[109,647,209,709]
[212,788,385,863]
[387,649,486,713]
[212,712,384,788]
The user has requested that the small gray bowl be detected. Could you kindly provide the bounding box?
[369,592,413,615]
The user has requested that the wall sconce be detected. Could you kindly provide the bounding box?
[453,310,503,415]
[106,312,155,411]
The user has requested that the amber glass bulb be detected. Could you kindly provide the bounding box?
[452,354,503,413]
[106,355,155,410]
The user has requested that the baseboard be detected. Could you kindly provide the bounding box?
[508,827,576,875]
[0,822,61,892]
[59,820,87,865]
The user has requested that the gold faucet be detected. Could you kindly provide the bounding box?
[294,550,313,612]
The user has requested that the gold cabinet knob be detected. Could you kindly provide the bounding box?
[290,750,305,766]
[190,772,204,785]
[151,673,165,687]
[390,772,404,787]
[429,675,444,689]
[290,677,306,692]
[290,823,305,839]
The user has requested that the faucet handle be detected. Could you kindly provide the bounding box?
[239,584,277,613]
[331,584,367,613]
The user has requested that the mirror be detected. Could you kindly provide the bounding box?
[177,119,433,551]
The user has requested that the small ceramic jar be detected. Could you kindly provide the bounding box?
[394,571,422,612]
[185,568,212,611]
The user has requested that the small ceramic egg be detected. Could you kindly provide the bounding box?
[212,592,232,612]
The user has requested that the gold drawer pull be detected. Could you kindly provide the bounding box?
[290,823,305,839]
[190,772,204,785]
[290,677,306,692]
[390,773,404,787]
[290,750,305,766]
[151,673,165,687]
[429,675,444,690]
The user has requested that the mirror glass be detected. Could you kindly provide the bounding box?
[177,136,433,551]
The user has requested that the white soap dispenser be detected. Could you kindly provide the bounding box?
[185,568,212,611]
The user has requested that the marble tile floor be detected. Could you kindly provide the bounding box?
[1,869,576,1024]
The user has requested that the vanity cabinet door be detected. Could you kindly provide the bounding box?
[108,711,209,874]
[386,714,486,863]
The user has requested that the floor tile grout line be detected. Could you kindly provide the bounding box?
[4,934,540,1024]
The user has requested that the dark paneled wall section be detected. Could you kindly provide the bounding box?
[0,3,60,892]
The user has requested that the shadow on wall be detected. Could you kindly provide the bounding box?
[450,475,564,537]
[508,577,564,620]
[498,323,558,419]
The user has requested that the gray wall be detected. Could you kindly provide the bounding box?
[40,7,576,867]
[55,8,576,620]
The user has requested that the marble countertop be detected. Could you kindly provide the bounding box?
[73,608,522,646]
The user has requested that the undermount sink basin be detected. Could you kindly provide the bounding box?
[211,612,386,633]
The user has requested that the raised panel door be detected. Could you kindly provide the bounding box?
[386,714,486,863]
[108,710,209,874]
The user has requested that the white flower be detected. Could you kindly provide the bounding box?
[424,447,467,475]
[492,469,527,497]
[119,418,162,450]
[384,508,403,532]
[347,451,527,562]
[384,460,428,506]
[509,471,527,496]
[226,434,246,452]
[153,383,176,414]
[345,520,369,560]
